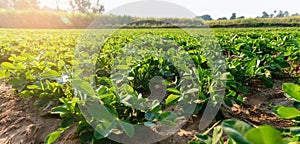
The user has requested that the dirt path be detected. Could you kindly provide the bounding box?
[0,83,80,144]
[220,78,295,128]
[0,84,60,144]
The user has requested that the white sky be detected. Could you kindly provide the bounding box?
[40,0,300,19]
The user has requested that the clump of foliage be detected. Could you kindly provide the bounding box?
[191,83,300,144]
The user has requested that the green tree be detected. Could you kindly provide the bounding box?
[69,0,104,13]
[230,13,236,20]
[196,14,213,20]
[217,17,227,20]
[276,10,285,17]
[91,0,104,13]
[283,11,289,17]
[271,10,277,18]
[261,11,269,18]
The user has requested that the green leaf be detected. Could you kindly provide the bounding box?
[202,121,221,135]
[60,116,75,128]
[20,90,34,98]
[289,127,300,136]
[144,122,156,127]
[72,79,96,96]
[145,112,156,121]
[116,65,130,70]
[245,58,256,76]
[39,92,48,98]
[118,120,134,138]
[104,104,119,117]
[150,99,160,111]
[8,77,26,91]
[282,83,300,102]
[45,131,62,144]
[195,134,212,144]
[167,88,181,95]
[236,95,244,105]
[111,74,123,83]
[165,94,180,105]
[264,78,274,88]
[283,138,298,144]
[222,119,252,144]
[185,88,199,94]
[126,56,133,64]
[0,70,9,79]
[212,126,223,144]
[224,97,233,107]
[160,112,177,126]
[93,130,104,140]
[40,70,60,78]
[15,63,25,70]
[58,60,65,68]
[160,119,177,126]
[227,90,237,97]
[227,138,237,144]
[245,125,283,144]
[50,106,69,116]
[85,101,116,137]
[1,62,15,69]
[27,85,40,90]
[159,112,172,120]
[79,131,93,143]
[274,106,300,119]
[293,101,300,109]
[34,98,51,107]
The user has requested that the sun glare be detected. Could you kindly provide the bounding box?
[39,0,69,11]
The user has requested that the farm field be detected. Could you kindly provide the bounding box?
[0,28,299,144]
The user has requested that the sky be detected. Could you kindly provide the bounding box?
[40,0,300,19]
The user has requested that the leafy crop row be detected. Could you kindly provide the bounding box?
[0,28,299,143]
[190,83,300,144]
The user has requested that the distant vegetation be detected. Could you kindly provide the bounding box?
[207,16,300,28]
[0,9,206,28]
[0,9,99,28]
[0,0,104,14]
[199,10,300,27]
[0,8,300,28]
[198,10,299,20]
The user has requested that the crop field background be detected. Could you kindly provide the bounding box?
[1,1,300,143]
[0,27,299,144]
[1,9,300,29]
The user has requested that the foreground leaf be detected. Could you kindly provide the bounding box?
[45,131,62,144]
[72,79,96,96]
[245,125,283,144]
[222,119,252,144]
[282,83,300,102]
[118,120,134,137]
[274,106,300,119]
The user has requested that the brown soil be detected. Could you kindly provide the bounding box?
[0,83,79,144]
[0,77,296,144]
[221,78,295,128]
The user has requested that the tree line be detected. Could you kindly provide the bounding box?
[0,0,104,13]
[1,1,298,21]
[197,10,299,21]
